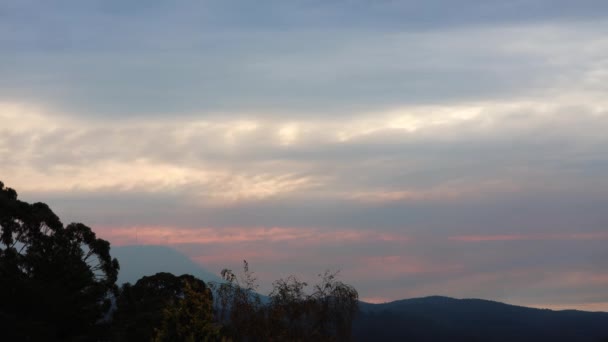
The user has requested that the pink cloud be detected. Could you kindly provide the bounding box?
[351,255,464,278]
[95,225,608,311]
[96,225,411,247]
[449,232,608,242]
[190,249,284,265]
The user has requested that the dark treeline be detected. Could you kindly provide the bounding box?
[0,181,358,341]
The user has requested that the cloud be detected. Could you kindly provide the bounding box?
[1,3,607,116]
[2,0,608,310]
[98,225,410,246]
[449,232,608,242]
[3,95,608,205]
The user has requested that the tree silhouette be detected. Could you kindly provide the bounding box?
[307,270,358,341]
[267,274,311,340]
[211,261,359,341]
[268,270,359,341]
[153,279,221,342]
[0,181,119,340]
[211,260,267,340]
[112,272,217,341]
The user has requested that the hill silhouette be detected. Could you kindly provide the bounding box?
[355,296,608,341]
[112,245,222,285]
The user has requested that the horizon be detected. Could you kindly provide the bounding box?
[113,243,607,312]
[110,241,608,313]
[2,0,608,312]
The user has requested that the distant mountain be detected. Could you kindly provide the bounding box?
[355,296,608,342]
[111,245,222,285]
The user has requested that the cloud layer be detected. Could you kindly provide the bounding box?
[1,1,608,310]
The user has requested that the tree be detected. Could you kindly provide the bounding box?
[0,181,119,340]
[267,275,310,340]
[211,261,359,341]
[112,272,218,342]
[153,280,222,342]
[268,270,358,341]
[210,260,267,340]
[307,270,359,341]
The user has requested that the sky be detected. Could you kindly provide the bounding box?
[1,0,608,311]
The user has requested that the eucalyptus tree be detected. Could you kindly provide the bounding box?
[0,181,119,340]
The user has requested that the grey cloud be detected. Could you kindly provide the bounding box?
[1,1,607,116]
[5,1,606,32]
[27,186,608,237]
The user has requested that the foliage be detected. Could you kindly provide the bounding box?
[210,260,267,340]
[0,181,119,340]
[308,270,359,341]
[153,280,222,342]
[112,272,214,341]
[266,270,358,341]
[211,261,359,341]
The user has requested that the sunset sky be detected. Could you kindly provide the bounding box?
[2,0,608,310]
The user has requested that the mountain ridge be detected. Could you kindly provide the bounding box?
[112,245,223,285]
[354,295,608,342]
[359,295,608,313]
